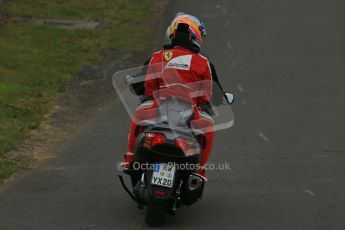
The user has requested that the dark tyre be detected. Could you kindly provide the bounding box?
[145,203,167,227]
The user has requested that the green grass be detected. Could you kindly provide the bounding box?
[0,162,21,180]
[0,0,156,181]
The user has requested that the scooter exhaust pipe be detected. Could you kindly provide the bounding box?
[187,174,204,191]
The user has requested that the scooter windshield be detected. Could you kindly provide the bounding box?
[112,62,235,133]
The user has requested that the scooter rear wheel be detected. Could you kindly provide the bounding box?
[145,203,168,227]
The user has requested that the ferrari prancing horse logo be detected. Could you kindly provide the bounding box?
[164,51,173,61]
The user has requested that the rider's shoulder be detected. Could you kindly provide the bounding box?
[150,47,209,63]
[194,51,209,61]
[191,52,210,65]
[151,49,165,56]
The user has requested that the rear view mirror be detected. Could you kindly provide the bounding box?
[224,92,234,104]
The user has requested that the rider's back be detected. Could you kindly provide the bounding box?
[145,46,212,106]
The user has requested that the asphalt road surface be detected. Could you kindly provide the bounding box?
[1,0,345,229]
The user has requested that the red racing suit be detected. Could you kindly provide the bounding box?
[122,46,215,178]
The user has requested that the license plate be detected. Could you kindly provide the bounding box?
[151,163,176,188]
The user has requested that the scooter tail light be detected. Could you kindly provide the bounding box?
[175,137,197,156]
[143,132,166,148]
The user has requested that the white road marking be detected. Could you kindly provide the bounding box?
[227,41,233,50]
[237,84,244,92]
[258,132,269,142]
[304,190,315,196]
[215,5,221,8]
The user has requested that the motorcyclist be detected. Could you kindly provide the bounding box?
[120,13,225,179]
[130,13,225,108]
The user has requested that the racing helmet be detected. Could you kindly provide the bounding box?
[166,12,207,49]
